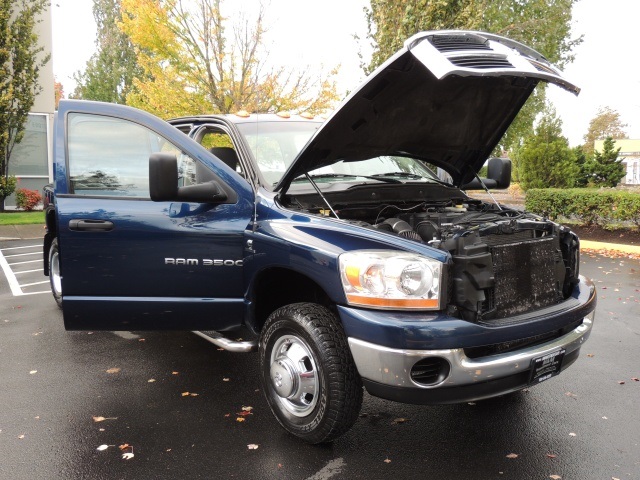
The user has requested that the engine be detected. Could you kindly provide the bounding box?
[344,202,581,323]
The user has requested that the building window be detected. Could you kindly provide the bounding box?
[8,113,49,176]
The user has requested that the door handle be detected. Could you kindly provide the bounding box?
[69,219,114,232]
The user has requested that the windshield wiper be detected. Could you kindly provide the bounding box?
[294,173,402,184]
[371,172,424,180]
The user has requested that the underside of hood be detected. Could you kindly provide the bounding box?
[275,30,579,192]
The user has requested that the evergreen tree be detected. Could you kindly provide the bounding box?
[585,137,625,187]
[72,0,141,103]
[515,108,579,190]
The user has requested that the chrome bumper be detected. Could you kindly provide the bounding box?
[348,312,594,389]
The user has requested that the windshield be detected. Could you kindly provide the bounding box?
[237,121,319,185]
[237,121,443,187]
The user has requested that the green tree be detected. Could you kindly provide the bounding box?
[0,0,50,210]
[362,0,582,154]
[72,0,142,103]
[582,106,628,155]
[119,0,339,118]
[585,137,625,187]
[515,107,579,190]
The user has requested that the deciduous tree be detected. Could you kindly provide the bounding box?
[71,0,141,103]
[119,0,339,118]
[54,77,63,109]
[0,0,50,210]
[362,0,582,154]
[582,106,627,155]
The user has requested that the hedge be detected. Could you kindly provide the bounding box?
[525,189,640,227]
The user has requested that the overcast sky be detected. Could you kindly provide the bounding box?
[51,0,640,146]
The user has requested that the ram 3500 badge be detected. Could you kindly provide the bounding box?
[44,30,596,444]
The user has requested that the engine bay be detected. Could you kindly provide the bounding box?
[284,187,581,323]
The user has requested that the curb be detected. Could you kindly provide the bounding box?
[580,240,640,256]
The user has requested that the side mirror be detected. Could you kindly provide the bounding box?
[461,157,511,190]
[149,152,228,203]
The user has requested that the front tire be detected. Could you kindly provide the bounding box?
[48,238,62,308]
[259,303,363,444]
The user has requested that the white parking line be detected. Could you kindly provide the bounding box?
[15,268,44,274]
[0,244,41,251]
[0,244,49,296]
[7,259,41,265]
[3,251,40,258]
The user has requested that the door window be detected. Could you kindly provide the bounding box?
[67,113,193,196]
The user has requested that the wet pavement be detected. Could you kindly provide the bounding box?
[0,238,638,480]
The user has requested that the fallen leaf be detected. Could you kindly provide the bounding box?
[96,444,109,451]
[392,418,407,424]
[122,452,134,460]
[99,428,105,432]
[172,371,179,375]
[106,368,121,374]
[29,370,37,374]
[241,406,253,412]
[224,413,231,417]
[18,434,25,439]
[247,444,259,450]
[569,432,576,437]
[550,475,561,479]
[631,377,639,382]
[602,416,608,420]
[617,381,625,385]
[546,454,557,458]
[565,392,577,398]
[166,449,172,452]
[468,402,476,406]
[278,463,283,468]
[223,377,230,382]
[181,392,190,396]
[138,338,145,342]
[118,444,130,450]
[587,354,594,358]
[190,393,199,397]
[236,410,252,416]
[92,416,117,422]
[506,453,518,459]
[236,417,245,422]
[384,458,391,464]
[148,379,156,383]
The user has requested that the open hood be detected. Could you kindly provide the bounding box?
[275,30,579,192]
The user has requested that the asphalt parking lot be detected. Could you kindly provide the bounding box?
[0,238,638,480]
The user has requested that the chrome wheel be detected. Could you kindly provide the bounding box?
[259,303,363,443]
[50,248,61,296]
[269,334,320,417]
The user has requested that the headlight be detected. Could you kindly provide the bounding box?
[339,251,444,310]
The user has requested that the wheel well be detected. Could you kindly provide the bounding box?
[250,268,333,332]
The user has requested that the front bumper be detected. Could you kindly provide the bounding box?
[340,275,596,404]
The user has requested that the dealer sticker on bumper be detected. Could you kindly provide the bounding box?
[530,349,566,384]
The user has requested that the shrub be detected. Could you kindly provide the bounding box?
[15,188,42,211]
[525,188,639,227]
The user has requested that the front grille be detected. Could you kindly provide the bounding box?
[490,237,562,319]
[448,55,514,69]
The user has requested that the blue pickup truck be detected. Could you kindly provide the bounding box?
[43,31,596,443]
